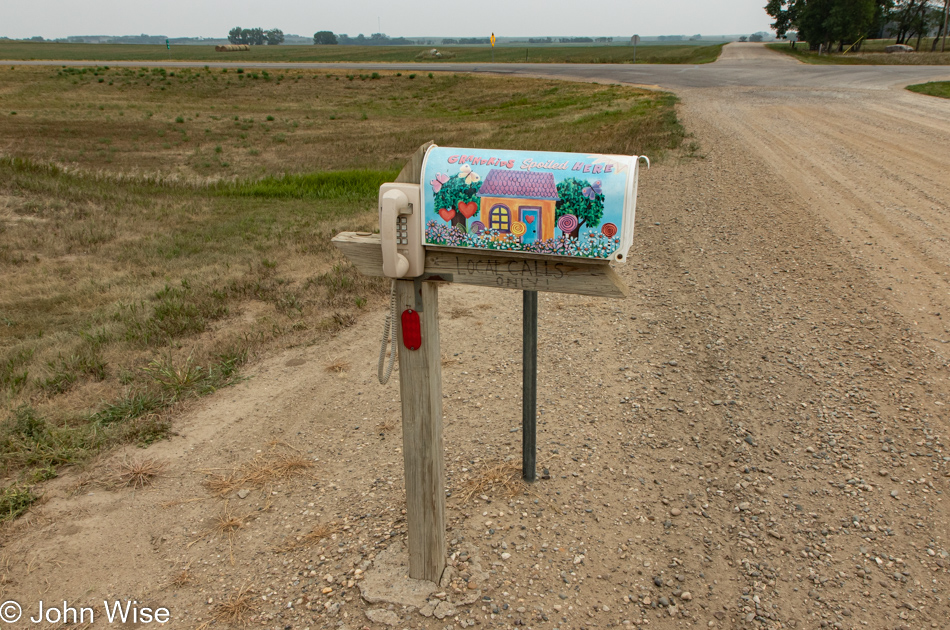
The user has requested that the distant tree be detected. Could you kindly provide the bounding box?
[228,26,246,45]
[765,0,878,51]
[749,32,764,41]
[555,178,604,239]
[243,28,265,45]
[265,28,284,45]
[313,30,338,45]
[739,35,749,41]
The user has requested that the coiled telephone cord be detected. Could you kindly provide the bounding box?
[377,281,397,384]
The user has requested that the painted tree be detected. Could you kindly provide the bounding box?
[555,178,605,239]
[433,175,481,231]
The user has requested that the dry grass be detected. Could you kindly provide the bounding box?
[204,450,314,497]
[213,502,246,537]
[274,521,343,552]
[458,461,526,503]
[768,40,950,65]
[376,416,398,432]
[0,64,684,511]
[166,567,194,588]
[197,583,258,629]
[449,307,472,319]
[113,457,167,489]
[324,358,350,373]
[190,501,259,564]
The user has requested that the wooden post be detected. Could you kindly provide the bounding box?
[395,279,446,582]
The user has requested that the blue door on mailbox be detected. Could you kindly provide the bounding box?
[520,207,539,244]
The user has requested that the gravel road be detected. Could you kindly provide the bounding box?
[3,43,949,630]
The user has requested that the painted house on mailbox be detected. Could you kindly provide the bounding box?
[476,169,560,244]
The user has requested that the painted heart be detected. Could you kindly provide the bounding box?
[524,215,535,224]
[458,201,478,219]
[438,208,456,222]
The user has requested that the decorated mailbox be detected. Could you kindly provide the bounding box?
[422,146,647,262]
[335,143,647,584]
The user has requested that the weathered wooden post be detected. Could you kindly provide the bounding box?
[395,279,446,581]
[334,144,646,582]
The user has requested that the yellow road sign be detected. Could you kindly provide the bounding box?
[491,33,496,47]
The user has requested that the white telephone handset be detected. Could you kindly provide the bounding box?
[378,183,424,279]
[376,182,424,385]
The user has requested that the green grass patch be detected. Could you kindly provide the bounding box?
[906,81,950,98]
[222,169,399,200]
[0,484,38,521]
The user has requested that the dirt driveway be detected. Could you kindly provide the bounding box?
[2,44,949,630]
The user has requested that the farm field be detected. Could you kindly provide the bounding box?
[0,64,686,512]
[0,40,726,64]
[1,43,950,630]
[768,38,950,64]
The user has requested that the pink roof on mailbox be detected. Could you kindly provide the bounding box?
[476,169,560,201]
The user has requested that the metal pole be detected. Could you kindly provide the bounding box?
[522,290,537,482]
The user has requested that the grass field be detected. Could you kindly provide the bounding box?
[0,41,725,65]
[907,80,950,98]
[0,65,688,518]
[767,39,950,65]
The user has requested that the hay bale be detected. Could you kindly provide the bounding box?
[216,44,250,52]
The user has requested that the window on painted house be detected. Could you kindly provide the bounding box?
[490,204,511,232]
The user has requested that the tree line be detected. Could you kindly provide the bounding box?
[311,32,416,45]
[766,0,950,52]
[227,27,284,46]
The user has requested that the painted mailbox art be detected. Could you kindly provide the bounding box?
[421,146,645,262]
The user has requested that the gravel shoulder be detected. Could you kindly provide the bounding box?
[2,44,949,630]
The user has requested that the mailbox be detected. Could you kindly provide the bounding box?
[421,146,647,262]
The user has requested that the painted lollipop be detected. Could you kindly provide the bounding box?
[558,214,579,234]
[470,221,486,234]
[511,221,527,237]
[601,222,618,238]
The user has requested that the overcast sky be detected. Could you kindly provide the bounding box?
[5,0,774,40]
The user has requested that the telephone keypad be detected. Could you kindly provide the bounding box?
[397,215,409,245]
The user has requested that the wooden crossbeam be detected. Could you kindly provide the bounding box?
[332,232,629,299]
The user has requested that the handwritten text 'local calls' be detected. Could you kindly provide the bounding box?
[447,155,615,174]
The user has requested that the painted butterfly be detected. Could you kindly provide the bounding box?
[582,180,603,200]
[430,172,449,194]
[458,164,481,185]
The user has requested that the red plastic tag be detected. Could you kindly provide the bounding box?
[401,309,421,351]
